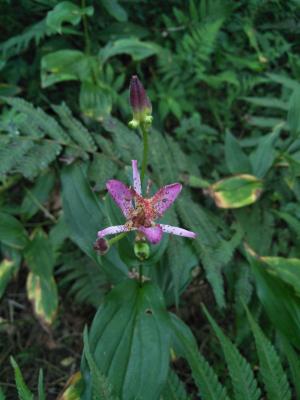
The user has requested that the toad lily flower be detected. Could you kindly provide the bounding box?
[97,160,196,245]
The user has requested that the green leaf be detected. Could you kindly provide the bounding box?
[82,280,171,400]
[101,0,127,22]
[250,124,282,178]
[170,314,229,400]
[245,245,300,349]
[41,50,94,87]
[208,174,263,209]
[203,306,261,400]
[24,229,54,278]
[60,162,128,283]
[79,81,112,120]
[0,258,16,299]
[161,370,191,400]
[21,169,56,220]
[10,357,34,400]
[26,272,58,326]
[0,386,6,400]
[24,230,58,325]
[82,328,118,400]
[0,212,28,250]
[99,38,159,63]
[46,1,94,34]
[225,131,252,174]
[245,307,291,400]
[38,370,46,400]
[57,371,84,400]
[287,86,300,137]
[278,334,300,399]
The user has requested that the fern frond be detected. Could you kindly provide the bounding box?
[161,369,191,400]
[102,117,142,165]
[52,103,97,152]
[0,137,33,179]
[204,307,261,400]
[278,334,300,399]
[57,251,109,307]
[83,327,118,400]
[0,19,49,59]
[176,194,228,307]
[246,308,292,400]
[171,314,229,400]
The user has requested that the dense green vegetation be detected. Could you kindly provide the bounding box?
[1,0,300,399]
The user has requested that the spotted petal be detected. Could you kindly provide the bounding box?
[139,225,163,244]
[132,160,142,195]
[106,180,134,218]
[151,183,182,217]
[160,224,196,239]
[98,225,132,238]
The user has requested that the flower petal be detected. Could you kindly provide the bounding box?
[151,183,182,217]
[139,225,163,244]
[106,180,134,218]
[160,224,196,239]
[132,160,142,195]
[98,225,131,238]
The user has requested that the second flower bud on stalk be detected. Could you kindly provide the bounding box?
[128,75,153,130]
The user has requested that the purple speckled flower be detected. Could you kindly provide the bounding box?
[97,160,196,245]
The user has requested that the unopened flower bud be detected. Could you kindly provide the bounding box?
[94,237,109,255]
[129,75,152,129]
[134,241,150,261]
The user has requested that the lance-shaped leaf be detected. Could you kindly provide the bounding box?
[81,280,171,400]
[0,212,28,250]
[60,162,128,284]
[46,1,94,34]
[245,245,300,349]
[207,174,263,209]
[25,229,58,325]
[0,259,16,299]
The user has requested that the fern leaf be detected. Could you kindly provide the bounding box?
[278,334,300,399]
[102,117,142,165]
[203,306,261,400]
[246,308,292,400]
[3,97,70,142]
[14,142,61,179]
[52,103,97,152]
[161,369,191,400]
[0,19,49,59]
[171,314,230,400]
[57,251,109,307]
[0,137,33,178]
[10,357,34,400]
[83,327,118,400]
[175,194,228,307]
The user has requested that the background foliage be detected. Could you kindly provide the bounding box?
[1,0,300,398]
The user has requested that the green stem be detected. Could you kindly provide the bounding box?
[139,263,143,287]
[140,125,148,182]
[107,232,127,246]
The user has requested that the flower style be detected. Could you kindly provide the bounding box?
[97,160,196,244]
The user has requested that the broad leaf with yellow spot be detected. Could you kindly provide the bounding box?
[207,174,263,209]
[27,272,58,326]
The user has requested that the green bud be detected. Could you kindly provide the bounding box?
[134,241,150,261]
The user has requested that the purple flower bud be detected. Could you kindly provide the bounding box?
[129,75,152,124]
[94,237,109,255]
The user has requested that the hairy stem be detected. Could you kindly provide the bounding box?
[140,125,148,182]
[107,232,127,246]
